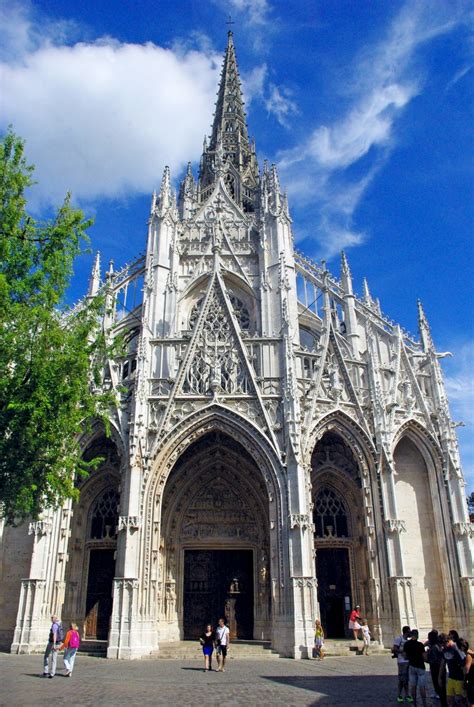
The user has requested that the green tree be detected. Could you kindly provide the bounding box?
[0,129,116,524]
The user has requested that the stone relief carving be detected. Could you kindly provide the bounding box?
[384,519,407,534]
[289,514,314,531]
[180,478,259,542]
[452,522,474,539]
[117,516,141,532]
[28,520,53,536]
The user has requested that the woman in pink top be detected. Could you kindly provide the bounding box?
[59,623,80,677]
[348,605,364,641]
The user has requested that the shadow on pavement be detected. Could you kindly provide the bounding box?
[262,673,397,704]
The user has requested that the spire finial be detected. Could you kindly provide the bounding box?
[226,15,235,35]
[340,251,354,295]
[341,250,350,276]
[417,299,434,352]
[363,277,372,304]
[88,251,101,297]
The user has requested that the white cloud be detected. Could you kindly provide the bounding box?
[227,0,271,26]
[264,84,298,128]
[277,1,468,258]
[308,83,415,169]
[0,7,221,208]
[241,63,267,105]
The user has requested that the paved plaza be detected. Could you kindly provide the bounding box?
[0,652,441,706]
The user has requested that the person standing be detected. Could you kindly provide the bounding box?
[425,630,447,707]
[42,615,63,678]
[215,617,230,672]
[314,619,325,660]
[361,620,371,656]
[59,623,81,677]
[199,624,216,672]
[392,625,412,704]
[348,605,363,642]
[440,631,467,707]
[404,629,428,707]
[464,642,474,707]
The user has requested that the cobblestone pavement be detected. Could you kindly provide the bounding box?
[0,653,439,707]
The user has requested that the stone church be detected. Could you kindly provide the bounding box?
[1,32,472,659]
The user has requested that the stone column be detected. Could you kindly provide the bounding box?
[286,506,317,659]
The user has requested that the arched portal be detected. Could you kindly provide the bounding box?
[158,431,271,641]
[393,435,444,630]
[311,431,369,638]
[63,433,121,642]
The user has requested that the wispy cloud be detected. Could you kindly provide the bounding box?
[445,64,473,91]
[277,1,469,258]
[227,0,271,26]
[0,4,221,208]
[264,84,298,128]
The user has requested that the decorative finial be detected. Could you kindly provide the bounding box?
[226,15,235,34]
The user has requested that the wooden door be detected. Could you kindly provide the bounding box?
[315,547,351,638]
[183,550,253,639]
[85,548,115,639]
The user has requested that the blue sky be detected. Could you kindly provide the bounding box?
[1,0,473,492]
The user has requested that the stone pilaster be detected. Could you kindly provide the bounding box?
[389,576,417,629]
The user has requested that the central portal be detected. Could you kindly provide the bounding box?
[183,549,253,639]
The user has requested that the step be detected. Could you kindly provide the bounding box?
[321,639,390,657]
[154,640,279,660]
[78,639,107,657]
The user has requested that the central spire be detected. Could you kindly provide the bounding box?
[210,31,250,154]
[198,31,259,212]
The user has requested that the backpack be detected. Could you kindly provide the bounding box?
[49,622,65,644]
[69,630,80,649]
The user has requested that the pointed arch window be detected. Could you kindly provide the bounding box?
[314,487,349,538]
[89,488,119,540]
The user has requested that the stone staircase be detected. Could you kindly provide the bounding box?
[154,639,279,660]
[78,638,390,660]
[322,639,390,657]
[78,639,107,657]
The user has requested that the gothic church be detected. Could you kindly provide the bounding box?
[1,32,472,659]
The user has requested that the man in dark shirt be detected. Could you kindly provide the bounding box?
[404,629,428,707]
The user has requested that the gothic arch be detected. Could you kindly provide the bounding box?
[308,416,379,638]
[146,404,285,506]
[392,419,443,471]
[305,410,377,476]
[63,432,122,642]
[142,405,286,641]
[391,424,446,630]
[78,418,126,472]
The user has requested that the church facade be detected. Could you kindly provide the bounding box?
[1,32,472,659]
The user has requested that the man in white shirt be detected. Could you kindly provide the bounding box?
[215,617,230,672]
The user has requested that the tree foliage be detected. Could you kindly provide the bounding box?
[0,130,116,524]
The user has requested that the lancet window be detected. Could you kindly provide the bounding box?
[89,488,119,540]
[314,487,349,538]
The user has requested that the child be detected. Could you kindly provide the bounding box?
[361,620,371,655]
[59,622,80,676]
[314,619,325,660]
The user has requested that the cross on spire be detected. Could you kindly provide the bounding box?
[226,15,235,32]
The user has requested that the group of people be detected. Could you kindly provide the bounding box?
[393,625,474,707]
[313,605,371,660]
[199,618,230,672]
[348,604,371,655]
[43,615,81,678]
